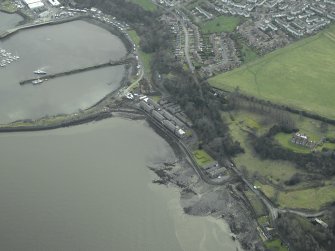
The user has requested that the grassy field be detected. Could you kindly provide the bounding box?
[130,0,157,11]
[223,108,335,210]
[265,239,289,251]
[210,25,335,119]
[254,181,277,200]
[245,191,267,217]
[128,30,153,77]
[278,185,335,210]
[241,43,259,63]
[193,149,215,167]
[200,15,240,34]
[223,111,302,186]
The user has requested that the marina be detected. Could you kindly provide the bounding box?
[0,48,20,67]
[0,20,127,123]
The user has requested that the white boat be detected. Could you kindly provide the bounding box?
[32,79,44,85]
[34,69,47,75]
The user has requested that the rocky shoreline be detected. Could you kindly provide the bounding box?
[146,122,265,251]
[0,99,264,250]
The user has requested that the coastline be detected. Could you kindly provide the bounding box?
[0,98,263,249]
[145,116,264,250]
[0,12,264,250]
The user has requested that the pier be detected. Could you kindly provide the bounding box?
[20,57,134,86]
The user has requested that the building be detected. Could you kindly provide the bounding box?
[22,0,44,9]
[291,132,316,148]
[48,0,60,6]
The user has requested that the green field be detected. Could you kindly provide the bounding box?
[193,149,215,167]
[223,111,302,186]
[265,239,289,251]
[200,15,240,34]
[245,191,267,217]
[130,0,157,11]
[241,43,259,63]
[278,185,335,210]
[210,25,335,119]
[224,109,335,210]
[254,181,277,200]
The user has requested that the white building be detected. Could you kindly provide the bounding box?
[22,0,44,9]
[48,0,60,6]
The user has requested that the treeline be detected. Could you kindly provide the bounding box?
[276,212,335,251]
[163,74,244,158]
[219,87,335,126]
[227,89,296,130]
[251,125,335,176]
[70,0,172,54]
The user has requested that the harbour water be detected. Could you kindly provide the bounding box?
[0,20,127,123]
[0,118,240,251]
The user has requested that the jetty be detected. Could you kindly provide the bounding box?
[20,57,134,85]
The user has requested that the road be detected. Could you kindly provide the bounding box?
[181,22,194,73]
[229,163,279,219]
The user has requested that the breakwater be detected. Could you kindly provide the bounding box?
[20,57,133,85]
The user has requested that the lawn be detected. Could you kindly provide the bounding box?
[278,185,335,210]
[210,25,335,119]
[193,149,215,167]
[200,15,241,34]
[130,0,157,11]
[265,239,289,251]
